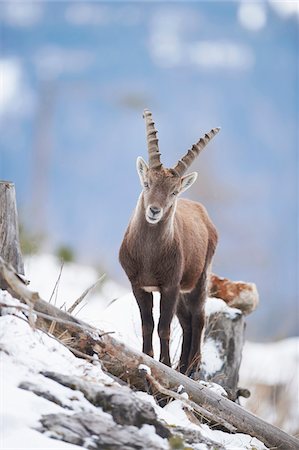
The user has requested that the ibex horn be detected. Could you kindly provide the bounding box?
[143,109,162,170]
[173,127,220,176]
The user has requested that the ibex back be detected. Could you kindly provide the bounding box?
[119,110,219,376]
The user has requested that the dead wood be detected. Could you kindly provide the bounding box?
[202,305,245,401]
[0,181,24,289]
[142,369,236,432]
[0,181,24,276]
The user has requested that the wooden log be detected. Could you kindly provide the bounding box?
[209,274,259,315]
[1,258,298,450]
[0,181,24,276]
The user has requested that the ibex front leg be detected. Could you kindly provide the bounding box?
[133,287,154,357]
[158,286,179,366]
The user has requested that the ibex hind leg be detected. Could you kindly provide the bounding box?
[176,295,192,374]
[184,241,216,378]
[184,271,208,379]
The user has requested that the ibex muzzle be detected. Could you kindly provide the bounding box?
[119,109,220,376]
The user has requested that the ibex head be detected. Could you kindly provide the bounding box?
[137,109,220,224]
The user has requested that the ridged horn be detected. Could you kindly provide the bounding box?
[173,127,220,176]
[143,109,162,170]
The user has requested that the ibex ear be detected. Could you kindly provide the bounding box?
[136,156,149,185]
[180,172,198,193]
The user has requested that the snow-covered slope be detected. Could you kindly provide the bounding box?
[23,254,299,435]
[0,253,291,447]
[1,292,112,450]
[0,289,267,450]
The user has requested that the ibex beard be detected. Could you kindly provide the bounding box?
[119,109,219,377]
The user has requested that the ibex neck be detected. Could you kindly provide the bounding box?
[131,193,176,240]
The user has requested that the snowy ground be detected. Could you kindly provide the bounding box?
[0,290,266,450]
[1,254,297,448]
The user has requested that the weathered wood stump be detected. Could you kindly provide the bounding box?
[202,299,246,401]
[0,181,24,277]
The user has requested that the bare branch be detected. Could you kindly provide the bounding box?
[143,370,236,433]
[0,301,100,336]
[49,261,64,304]
[67,274,105,314]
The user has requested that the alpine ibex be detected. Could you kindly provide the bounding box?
[119,110,219,376]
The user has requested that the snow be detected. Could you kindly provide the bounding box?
[0,321,110,449]
[199,424,267,450]
[138,363,151,375]
[138,425,168,449]
[199,380,227,397]
[205,297,241,318]
[163,399,192,427]
[0,297,169,450]
[177,384,189,399]
[201,337,224,375]
[24,253,126,314]
[0,287,118,449]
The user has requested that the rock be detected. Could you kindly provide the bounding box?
[39,411,226,450]
[209,274,259,315]
[36,371,225,450]
[19,381,72,409]
[39,412,167,450]
[42,371,170,439]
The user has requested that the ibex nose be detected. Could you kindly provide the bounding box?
[150,206,161,216]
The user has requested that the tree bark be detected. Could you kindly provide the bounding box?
[1,259,298,450]
[202,305,246,401]
[0,181,24,276]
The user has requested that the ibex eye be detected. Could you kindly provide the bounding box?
[172,191,178,196]
[144,182,149,189]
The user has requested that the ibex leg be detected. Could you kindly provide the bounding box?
[187,271,208,377]
[176,295,192,374]
[158,286,179,367]
[133,287,154,357]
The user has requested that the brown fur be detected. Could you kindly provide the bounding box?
[119,164,218,376]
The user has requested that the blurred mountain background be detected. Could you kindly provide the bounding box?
[0,1,298,340]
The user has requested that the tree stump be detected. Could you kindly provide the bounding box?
[202,299,246,401]
[0,181,24,277]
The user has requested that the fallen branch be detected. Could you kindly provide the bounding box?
[142,369,236,433]
[0,300,101,336]
[0,259,298,450]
